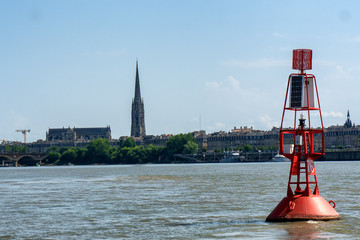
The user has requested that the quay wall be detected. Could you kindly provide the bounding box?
[201,151,360,162]
[322,151,360,161]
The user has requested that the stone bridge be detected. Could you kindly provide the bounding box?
[0,153,48,167]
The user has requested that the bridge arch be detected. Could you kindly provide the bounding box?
[0,156,15,167]
[18,155,38,166]
[0,155,12,161]
[0,153,47,167]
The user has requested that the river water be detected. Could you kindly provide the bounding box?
[0,161,359,240]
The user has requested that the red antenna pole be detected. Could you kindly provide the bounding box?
[266,49,340,221]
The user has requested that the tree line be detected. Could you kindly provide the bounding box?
[44,133,199,165]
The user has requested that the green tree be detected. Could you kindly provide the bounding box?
[47,146,59,153]
[73,147,87,165]
[110,147,121,164]
[266,145,278,151]
[58,148,77,165]
[59,147,68,155]
[214,148,222,153]
[118,145,164,164]
[257,146,265,151]
[144,145,165,163]
[165,133,197,155]
[243,144,253,152]
[119,147,133,164]
[7,145,28,153]
[4,145,11,153]
[46,151,61,165]
[120,137,136,148]
[132,146,147,164]
[183,141,198,154]
[85,138,112,164]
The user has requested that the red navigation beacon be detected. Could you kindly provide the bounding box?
[266,49,340,221]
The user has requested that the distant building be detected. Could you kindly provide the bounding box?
[143,134,173,146]
[325,110,360,149]
[46,126,111,142]
[33,107,359,153]
[131,60,146,138]
[206,126,278,151]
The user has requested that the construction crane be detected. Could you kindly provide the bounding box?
[16,129,30,144]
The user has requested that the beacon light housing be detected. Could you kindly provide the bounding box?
[292,49,312,71]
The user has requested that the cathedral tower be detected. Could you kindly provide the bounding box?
[131,60,146,137]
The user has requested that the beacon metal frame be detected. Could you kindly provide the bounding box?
[266,49,340,222]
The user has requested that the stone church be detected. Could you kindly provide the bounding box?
[46,127,111,142]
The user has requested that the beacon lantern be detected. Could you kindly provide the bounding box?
[266,49,340,222]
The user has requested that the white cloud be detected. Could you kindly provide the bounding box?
[203,75,284,131]
[205,75,240,91]
[214,122,226,129]
[220,58,288,68]
[191,117,200,122]
[0,111,30,142]
[258,114,280,129]
[315,60,337,67]
[205,76,268,103]
[280,47,292,51]
[322,111,344,118]
[7,111,29,129]
[205,81,221,90]
[227,76,240,89]
[321,63,360,88]
[207,122,226,132]
[348,36,360,43]
[272,32,287,38]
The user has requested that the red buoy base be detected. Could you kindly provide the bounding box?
[266,195,340,222]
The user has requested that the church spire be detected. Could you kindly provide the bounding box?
[131,60,146,137]
[344,110,352,128]
[134,59,141,101]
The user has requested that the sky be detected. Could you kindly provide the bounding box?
[1,0,360,142]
